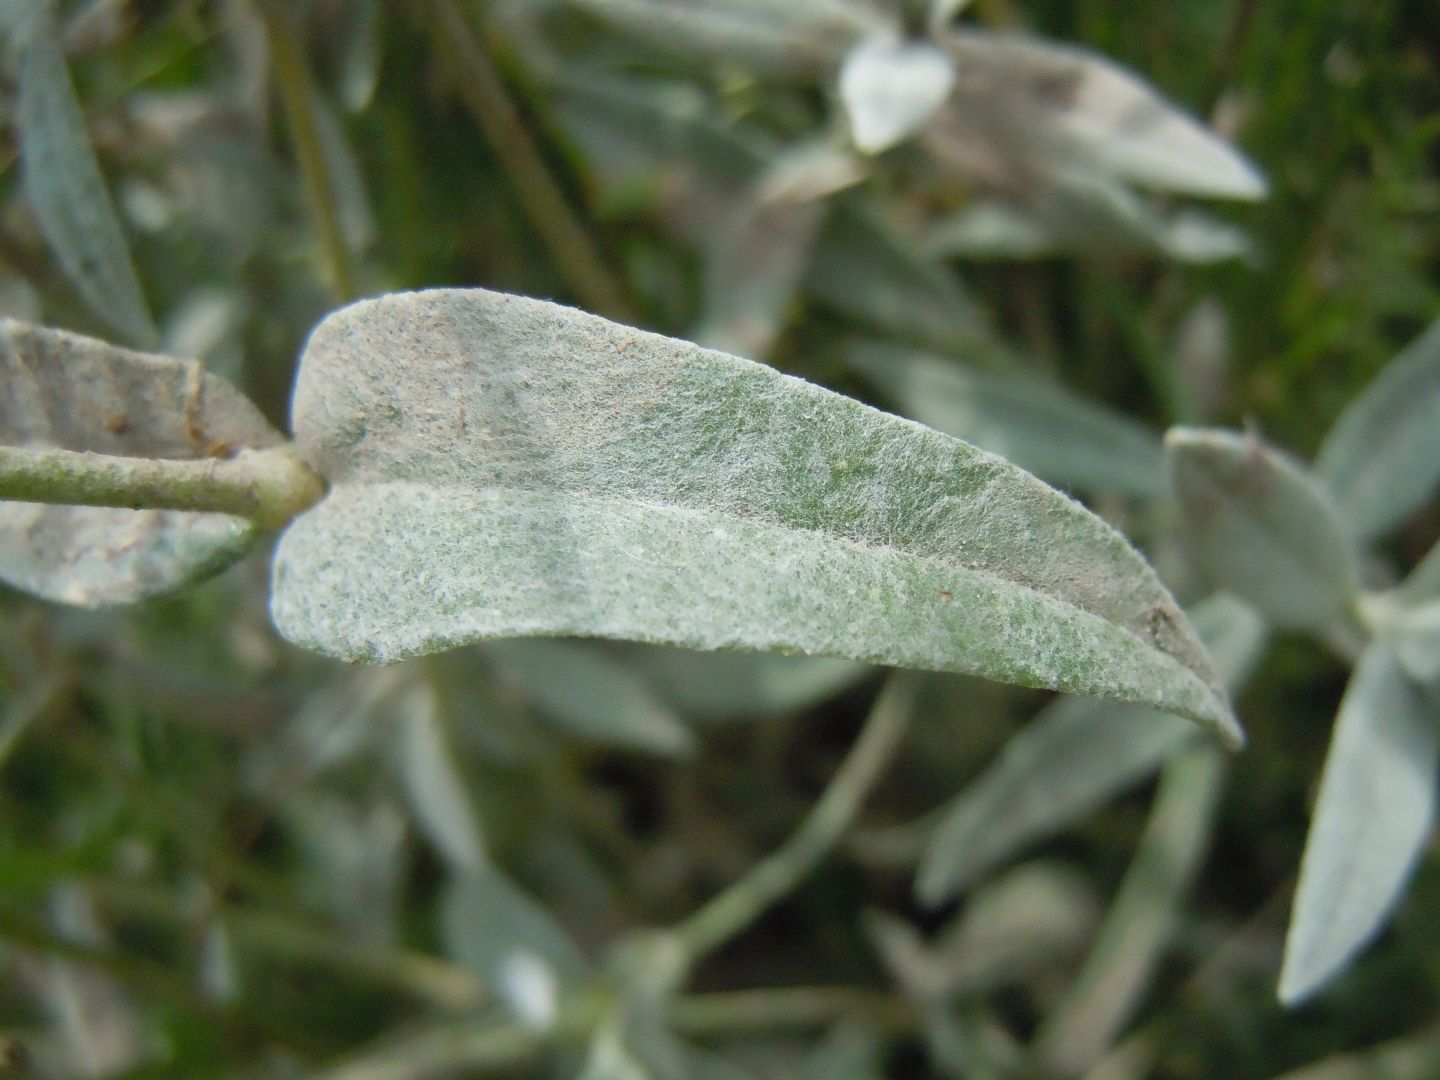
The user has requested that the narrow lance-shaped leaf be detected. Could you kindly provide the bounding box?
[923,176,1253,265]
[1166,427,1361,633]
[391,680,486,874]
[623,647,868,723]
[933,32,1267,201]
[0,319,283,606]
[484,638,695,757]
[441,865,589,1028]
[875,863,1098,999]
[5,2,157,345]
[917,593,1265,903]
[850,341,1166,499]
[272,289,1238,744]
[1315,317,1440,541]
[807,203,1008,366]
[1279,644,1438,1006]
[561,0,877,79]
[693,141,859,359]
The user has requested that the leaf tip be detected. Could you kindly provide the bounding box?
[1214,707,1246,751]
[1277,942,1329,1009]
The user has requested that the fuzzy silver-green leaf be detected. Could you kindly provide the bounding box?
[1166,427,1361,632]
[485,638,695,756]
[0,319,282,606]
[934,31,1267,201]
[7,3,156,345]
[272,289,1237,744]
[1315,317,1440,541]
[1279,645,1437,1006]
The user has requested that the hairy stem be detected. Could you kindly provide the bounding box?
[673,674,915,966]
[0,444,326,529]
[426,0,636,322]
[255,0,360,301]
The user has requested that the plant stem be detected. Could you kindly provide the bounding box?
[672,674,915,966]
[255,0,360,302]
[1033,743,1226,1076]
[672,985,912,1035]
[91,879,484,1012]
[425,0,636,323]
[0,444,326,529]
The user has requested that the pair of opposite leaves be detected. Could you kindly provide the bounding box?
[0,289,1240,748]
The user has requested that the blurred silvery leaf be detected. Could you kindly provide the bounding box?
[1314,318,1440,542]
[485,638,695,756]
[0,319,282,606]
[579,1019,755,1080]
[1394,537,1440,610]
[840,36,955,154]
[548,68,767,224]
[1279,645,1437,1006]
[1166,427,1361,633]
[799,1023,884,1080]
[925,171,1253,265]
[560,0,878,79]
[311,91,377,257]
[922,201,1057,260]
[580,1022,653,1080]
[259,668,400,783]
[3,2,157,346]
[199,918,240,1005]
[1169,298,1232,423]
[623,646,868,722]
[875,863,1098,999]
[849,341,1166,498]
[43,885,144,1077]
[441,866,589,1027]
[129,92,277,269]
[807,202,1010,365]
[161,287,251,387]
[1382,602,1440,685]
[927,32,1266,201]
[918,594,1265,903]
[694,141,861,359]
[333,0,384,112]
[286,792,406,949]
[393,680,487,874]
[272,289,1239,743]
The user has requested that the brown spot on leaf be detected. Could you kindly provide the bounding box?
[184,361,207,447]
[1031,68,1083,107]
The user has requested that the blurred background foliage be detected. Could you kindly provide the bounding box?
[0,0,1438,1077]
